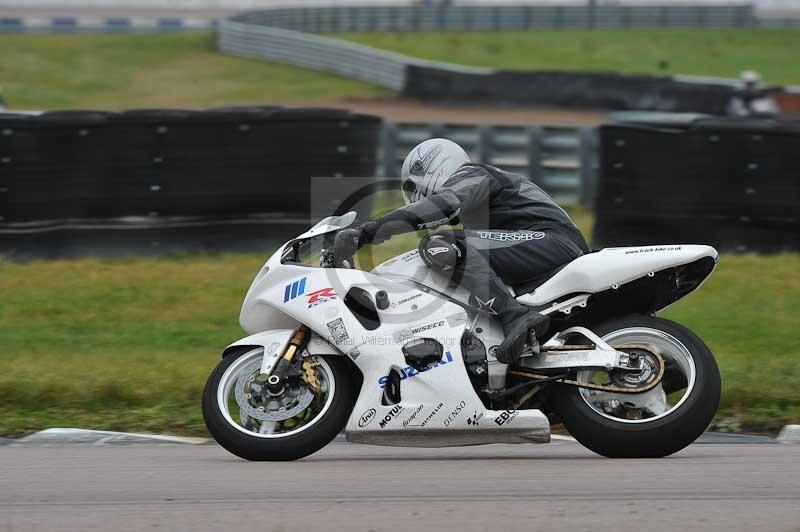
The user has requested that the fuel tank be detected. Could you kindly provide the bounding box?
[371,249,473,307]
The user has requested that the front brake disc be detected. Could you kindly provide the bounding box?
[234,358,314,421]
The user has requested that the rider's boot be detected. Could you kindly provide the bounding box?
[471,280,550,365]
[496,306,550,365]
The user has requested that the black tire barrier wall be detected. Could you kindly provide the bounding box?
[403,66,740,114]
[0,107,381,222]
[0,107,382,258]
[593,118,800,252]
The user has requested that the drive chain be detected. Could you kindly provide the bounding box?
[509,343,665,394]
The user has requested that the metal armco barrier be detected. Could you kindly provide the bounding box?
[382,123,597,205]
[229,4,757,32]
[218,4,799,113]
[219,19,489,91]
[8,4,800,35]
[220,4,758,93]
[593,116,800,252]
[0,16,218,33]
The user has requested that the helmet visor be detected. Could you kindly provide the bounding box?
[401,179,417,204]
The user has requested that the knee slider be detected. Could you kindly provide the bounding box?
[419,232,464,272]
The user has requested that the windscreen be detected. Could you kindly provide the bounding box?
[305,212,357,236]
[282,234,328,266]
[281,211,357,266]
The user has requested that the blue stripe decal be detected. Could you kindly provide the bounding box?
[283,276,308,303]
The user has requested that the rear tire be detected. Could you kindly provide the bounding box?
[554,315,721,458]
[203,351,357,461]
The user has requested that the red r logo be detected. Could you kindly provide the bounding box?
[307,287,336,305]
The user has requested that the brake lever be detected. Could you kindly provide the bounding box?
[320,248,335,268]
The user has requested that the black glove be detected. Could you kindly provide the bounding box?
[333,227,363,267]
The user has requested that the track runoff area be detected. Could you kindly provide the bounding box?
[1,436,799,532]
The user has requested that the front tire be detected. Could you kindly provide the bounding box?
[554,315,721,458]
[202,349,357,461]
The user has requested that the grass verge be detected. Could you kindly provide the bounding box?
[1,207,797,436]
[0,33,387,109]
[342,28,800,85]
[2,29,799,110]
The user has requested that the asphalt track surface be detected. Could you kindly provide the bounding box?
[2,440,799,532]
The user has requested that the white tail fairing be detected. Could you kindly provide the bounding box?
[517,245,718,306]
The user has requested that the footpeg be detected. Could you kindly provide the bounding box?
[528,331,541,355]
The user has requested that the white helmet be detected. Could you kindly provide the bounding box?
[400,138,470,204]
[740,69,761,86]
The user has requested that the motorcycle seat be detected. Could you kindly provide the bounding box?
[511,248,604,297]
[510,264,567,296]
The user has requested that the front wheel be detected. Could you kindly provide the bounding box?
[202,348,357,461]
[554,315,721,458]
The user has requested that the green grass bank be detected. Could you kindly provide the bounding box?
[342,28,800,84]
[2,29,799,110]
[0,33,386,110]
[1,208,797,437]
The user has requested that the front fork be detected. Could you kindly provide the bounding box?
[264,325,311,392]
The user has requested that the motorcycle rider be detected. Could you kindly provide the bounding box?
[335,138,588,364]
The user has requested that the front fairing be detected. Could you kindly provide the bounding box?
[239,212,469,393]
[241,248,466,346]
[239,247,305,334]
[248,264,474,414]
[239,212,358,333]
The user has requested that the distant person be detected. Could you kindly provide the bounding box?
[0,86,6,111]
[727,70,780,117]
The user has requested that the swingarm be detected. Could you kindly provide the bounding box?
[513,327,665,394]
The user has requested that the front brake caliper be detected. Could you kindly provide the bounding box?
[302,359,321,393]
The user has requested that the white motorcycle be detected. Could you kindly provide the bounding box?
[202,211,721,460]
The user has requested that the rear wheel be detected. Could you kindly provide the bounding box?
[554,315,721,458]
[202,348,356,461]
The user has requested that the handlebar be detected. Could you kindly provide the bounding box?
[283,225,360,269]
[332,228,361,269]
[319,247,354,269]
